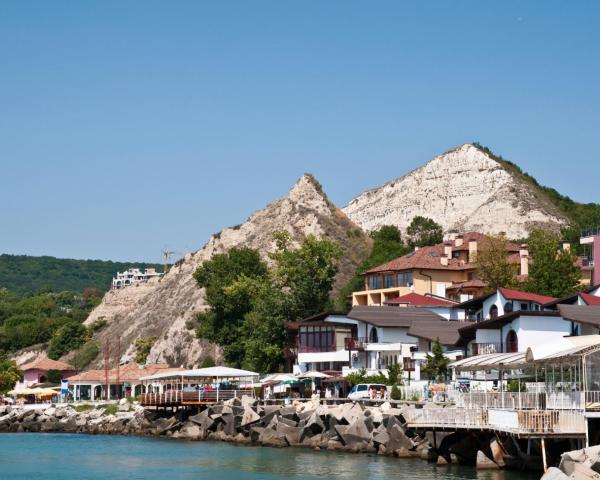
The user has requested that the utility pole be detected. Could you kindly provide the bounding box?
[116,337,121,400]
[103,339,110,401]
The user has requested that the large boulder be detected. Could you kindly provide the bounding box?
[334,420,371,448]
[240,408,260,428]
[259,428,288,448]
[476,450,500,470]
[386,424,414,451]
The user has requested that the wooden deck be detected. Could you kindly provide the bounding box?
[140,390,254,407]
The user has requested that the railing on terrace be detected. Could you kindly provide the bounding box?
[586,391,600,409]
[344,337,368,351]
[451,391,595,411]
[405,407,586,435]
[470,343,504,356]
[140,389,254,406]
[298,345,336,353]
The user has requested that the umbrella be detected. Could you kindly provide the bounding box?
[297,371,332,379]
[261,374,297,384]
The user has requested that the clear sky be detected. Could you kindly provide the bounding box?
[1,1,598,262]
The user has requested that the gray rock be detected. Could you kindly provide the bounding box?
[476,450,500,470]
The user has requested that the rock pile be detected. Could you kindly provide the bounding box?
[541,445,600,479]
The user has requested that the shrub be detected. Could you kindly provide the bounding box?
[46,369,63,384]
[390,384,401,400]
[71,340,99,370]
[199,356,216,368]
[134,336,157,364]
[48,321,88,360]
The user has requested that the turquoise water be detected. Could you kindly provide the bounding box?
[0,433,538,480]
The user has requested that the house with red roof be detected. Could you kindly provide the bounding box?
[455,287,600,357]
[352,232,528,307]
[18,358,77,388]
[384,292,465,320]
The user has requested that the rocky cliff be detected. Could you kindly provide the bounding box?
[79,174,371,368]
[342,144,570,239]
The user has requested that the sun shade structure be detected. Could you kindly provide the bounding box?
[450,352,527,372]
[141,366,259,381]
[297,371,332,379]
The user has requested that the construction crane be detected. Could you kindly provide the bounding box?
[161,250,186,274]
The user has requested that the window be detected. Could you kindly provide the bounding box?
[521,303,529,311]
[489,305,498,319]
[383,274,395,288]
[357,385,368,392]
[369,327,379,343]
[368,275,382,289]
[397,272,413,287]
[506,330,518,353]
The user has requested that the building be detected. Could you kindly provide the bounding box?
[580,229,600,286]
[456,287,600,357]
[111,268,162,289]
[287,306,464,382]
[352,232,526,306]
[69,363,182,400]
[384,292,464,320]
[16,358,77,388]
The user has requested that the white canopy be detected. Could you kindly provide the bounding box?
[297,371,331,379]
[141,366,259,381]
[526,335,600,363]
[450,352,527,372]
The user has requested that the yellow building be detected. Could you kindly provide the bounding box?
[352,233,525,306]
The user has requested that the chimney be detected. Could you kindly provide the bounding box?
[444,243,452,259]
[520,244,529,277]
[440,256,449,267]
[454,234,464,247]
[468,240,478,263]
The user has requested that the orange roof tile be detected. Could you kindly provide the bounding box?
[21,358,75,372]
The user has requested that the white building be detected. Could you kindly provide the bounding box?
[112,268,162,289]
[289,306,464,383]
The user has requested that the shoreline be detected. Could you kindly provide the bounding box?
[0,399,534,474]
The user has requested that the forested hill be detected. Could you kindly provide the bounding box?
[0,254,162,295]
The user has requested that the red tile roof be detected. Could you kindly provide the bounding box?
[581,293,600,306]
[365,232,521,274]
[385,292,456,307]
[498,287,557,305]
[21,358,75,372]
[69,363,182,383]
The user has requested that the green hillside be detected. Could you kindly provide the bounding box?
[473,143,600,234]
[0,254,163,295]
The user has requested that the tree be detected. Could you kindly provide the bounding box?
[525,230,582,298]
[134,336,157,364]
[406,216,443,248]
[421,338,449,382]
[46,369,63,384]
[0,353,22,394]
[270,231,342,319]
[387,362,403,386]
[47,321,88,360]
[336,225,409,310]
[475,233,519,292]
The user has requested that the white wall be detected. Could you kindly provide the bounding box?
[500,315,571,352]
[475,329,502,344]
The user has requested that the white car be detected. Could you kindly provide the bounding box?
[347,383,387,401]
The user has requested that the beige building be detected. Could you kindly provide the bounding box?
[352,232,525,306]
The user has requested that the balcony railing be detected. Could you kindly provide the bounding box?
[470,342,518,356]
[344,337,368,351]
[298,345,336,353]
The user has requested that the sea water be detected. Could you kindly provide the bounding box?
[0,433,538,480]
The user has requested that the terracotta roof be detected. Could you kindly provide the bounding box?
[581,293,600,306]
[69,363,181,383]
[21,358,75,372]
[385,292,456,307]
[498,287,557,305]
[558,305,600,327]
[365,232,520,274]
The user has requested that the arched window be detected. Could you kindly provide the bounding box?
[504,302,513,313]
[506,330,518,353]
[369,327,379,343]
[489,305,498,319]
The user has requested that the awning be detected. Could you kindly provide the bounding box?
[141,366,259,381]
[450,352,527,372]
[297,371,331,379]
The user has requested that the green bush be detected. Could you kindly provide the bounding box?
[48,321,88,360]
[199,356,216,368]
[71,340,99,370]
[46,369,63,384]
[390,384,401,400]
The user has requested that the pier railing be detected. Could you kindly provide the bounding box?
[451,391,593,411]
[405,407,586,435]
[140,389,254,406]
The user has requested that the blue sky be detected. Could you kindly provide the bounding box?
[1,1,598,262]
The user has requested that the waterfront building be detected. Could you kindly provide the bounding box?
[287,307,464,382]
[111,268,162,289]
[16,358,77,388]
[69,363,182,400]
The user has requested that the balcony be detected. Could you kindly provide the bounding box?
[344,337,367,351]
[298,345,337,353]
[470,342,518,356]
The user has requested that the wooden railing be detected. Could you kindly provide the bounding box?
[344,337,368,351]
[405,407,586,435]
[140,389,254,406]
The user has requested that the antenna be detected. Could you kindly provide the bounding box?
[161,249,186,274]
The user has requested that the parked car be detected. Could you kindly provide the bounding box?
[347,384,387,401]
